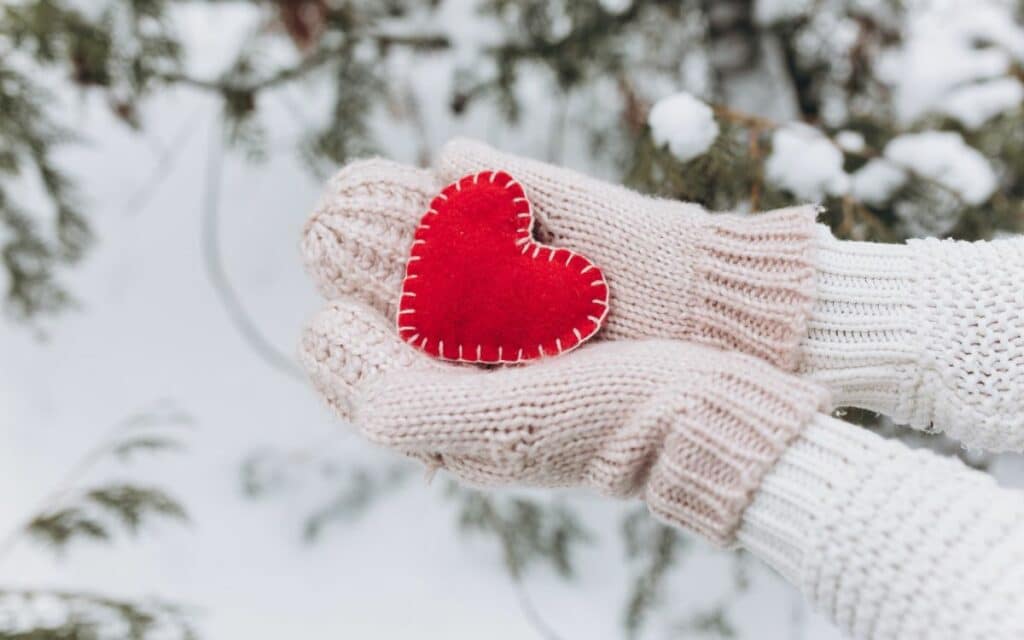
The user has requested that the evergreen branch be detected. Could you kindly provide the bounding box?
[87,484,188,532]
[301,466,408,542]
[18,480,189,555]
[0,60,90,319]
[747,126,765,212]
[24,507,111,551]
[712,105,777,132]
[447,484,590,640]
[0,588,198,640]
[670,552,751,638]
[621,508,686,637]
[512,583,562,640]
[155,31,450,96]
[0,404,191,561]
[112,435,185,460]
[0,403,196,638]
[712,103,973,208]
[448,484,589,580]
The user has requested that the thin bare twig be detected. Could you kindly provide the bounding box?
[748,125,764,211]
[547,91,570,164]
[395,79,431,167]
[200,115,303,380]
[122,107,205,217]
[0,403,189,564]
[514,580,563,640]
[158,32,450,97]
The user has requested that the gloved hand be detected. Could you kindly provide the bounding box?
[302,138,821,372]
[303,138,1024,452]
[300,298,825,546]
[299,137,827,546]
[298,141,1024,639]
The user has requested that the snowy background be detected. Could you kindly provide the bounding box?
[2,0,1023,638]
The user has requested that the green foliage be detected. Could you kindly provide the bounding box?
[621,508,686,637]
[27,484,188,553]
[111,435,185,460]
[0,0,714,320]
[671,553,751,639]
[241,449,411,542]
[0,59,88,320]
[0,590,197,640]
[0,404,196,639]
[447,483,590,580]
[635,105,1023,246]
[299,465,408,542]
[300,53,382,177]
[2,0,1021,321]
[5,1,1023,638]
[0,0,184,320]
[620,509,756,639]
[625,122,757,210]
[675,608,737,639]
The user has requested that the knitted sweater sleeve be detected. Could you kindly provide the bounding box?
[738,414,1024,640]
[800,229,1024,452]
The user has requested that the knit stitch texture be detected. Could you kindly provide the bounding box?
[300,299,827,546]
[436,139,821,370]
[303,159,440,319]
[303,140,821,372]
[739,415,1024,639]
[800,230,1024,451]
[300,146,1024,637]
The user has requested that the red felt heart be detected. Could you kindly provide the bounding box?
[397,170,609,363]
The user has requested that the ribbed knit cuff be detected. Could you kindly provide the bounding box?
[798,228,921,422]
[735,413,887,583]
[643,354,829,547]
[690,205,820,372]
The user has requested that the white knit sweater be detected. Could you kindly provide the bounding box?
[801,228,1024,451]
[739,415,1024,640]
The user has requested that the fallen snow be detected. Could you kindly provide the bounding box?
[754,0,813,25]
[940,77,1024,130]
[648,92,720,162]
[881,0,1024,125]
[835,130,867,153]
[597,0,633,14]
[884,131,998,205]
[1,8,848,640]
[851,159,908,206]
[765,124,850,201]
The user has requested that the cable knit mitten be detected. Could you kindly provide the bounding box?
[301,299,826,546]
[303,139,820,371]
[801,231,1024,451]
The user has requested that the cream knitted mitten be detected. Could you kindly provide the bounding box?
[801,231,1024,451]
[303,138,820,372]
[300,145,1024,637]
[300,299,826,546]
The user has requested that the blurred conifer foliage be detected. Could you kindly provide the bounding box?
[3,0,1022,637]
[0,403,194,639]
[2,0,1021,319]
